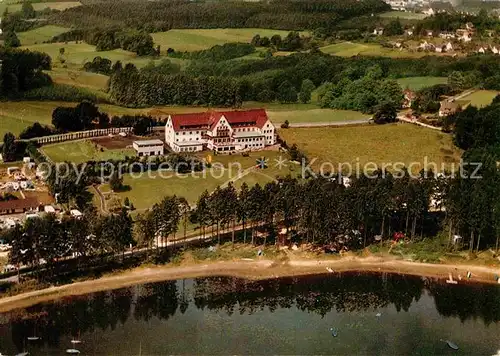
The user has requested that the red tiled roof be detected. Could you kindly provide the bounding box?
[169,112,212,131]
[0,197,40,212]
[169,109,269,132]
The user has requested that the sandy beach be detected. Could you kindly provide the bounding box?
[0,256,499,313]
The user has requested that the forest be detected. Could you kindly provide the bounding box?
[51,0,390,32]
[0,47,51,98]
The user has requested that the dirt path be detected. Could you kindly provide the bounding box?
[0,256,499,313]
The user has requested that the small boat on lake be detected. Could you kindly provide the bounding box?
[330,328,338,337]
[66,349,80,354]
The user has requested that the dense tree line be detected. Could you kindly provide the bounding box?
[251,31,314,52]
[6,209,133,276]
[0,47,52,98]
[50,101,159,133]
[51,0,390,32]
[108,65,243,107]
[170,43,255,62]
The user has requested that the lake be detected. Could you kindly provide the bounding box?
[0,272,500,355]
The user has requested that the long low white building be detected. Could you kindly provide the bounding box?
[165,109,276,153]
[133,139,165,156]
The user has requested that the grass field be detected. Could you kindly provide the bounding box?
[18,25,70,46]
[46,68,109,91]
[0,1,80,13]
[456,90,499,108]
[278,124,462,173]
[379,11,427,20]
[42,140,135,163]
[151,28,307,52]
[267,109,368,124]
[320,42,428,58]
[397,77,448,91]
[22,42,188,70]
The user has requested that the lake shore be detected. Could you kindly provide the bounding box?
[0,256,499,313]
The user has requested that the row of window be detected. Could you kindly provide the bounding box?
[236,137,263,143]
[178,146,200,152]
[176,137,200,142]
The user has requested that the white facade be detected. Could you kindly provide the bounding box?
[133,139,165,156]
[165,110,276,154]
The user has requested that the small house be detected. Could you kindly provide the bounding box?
[403,89,417,108]
[132,139,165,157]
[492,46,499,54]
[446,42,453,52]
[373,27,384,36]
[70,209,83,219]
[478,47,486,54]
[439,101,460,117]
[0,197,40,216]
[44,205,56,214]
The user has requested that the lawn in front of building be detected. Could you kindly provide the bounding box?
[42,140,135,164]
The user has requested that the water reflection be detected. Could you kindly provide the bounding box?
[1,272,500,354]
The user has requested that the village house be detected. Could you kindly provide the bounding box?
[0,197,40,216]
[164,109,276,153]
[492,46,499,54]
[478,46,486,54]
[373,27,384,36]
[485,30,495,38]
[439,101,460,117]
[439,32,455,39]
[419,40,434,51]
[446,42,453,52]
[425,30,434,37]
[405,28,414,36]
[403,89,416,109]
[456,29,472,42]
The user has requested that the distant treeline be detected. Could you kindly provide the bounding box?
[108,51,500,107]
[51,0,390,32]
[50,28,156,56]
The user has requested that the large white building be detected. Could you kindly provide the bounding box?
[133,139,165,156]
[165,109,276,153]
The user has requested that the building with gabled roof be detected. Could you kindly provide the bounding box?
[165,109,276,153]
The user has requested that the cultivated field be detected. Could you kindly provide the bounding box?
[22,42,188,70]
[0,0,80,13]
[42,140,135,164]
[278,123,462,172]
[151,28,306,52]
[320,42,429,58]
[18,25,70,46]
[379,11,427,20]
[457,90,499,108]
[397,77,448,91]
